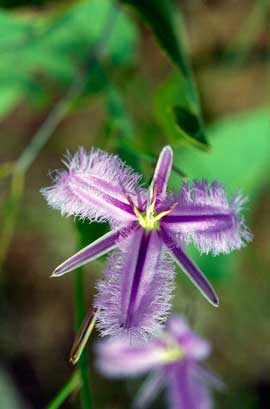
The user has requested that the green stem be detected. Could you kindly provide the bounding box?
[46,371,81,409]
[74,267,92,409]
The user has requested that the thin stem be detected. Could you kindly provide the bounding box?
[15,3,119,174]
[15,83,81,174]
[74,267,92,409]
[46,371,81,409]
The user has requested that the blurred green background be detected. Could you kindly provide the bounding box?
[0,0,269,408]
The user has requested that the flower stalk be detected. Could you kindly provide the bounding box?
[74,266,92,409]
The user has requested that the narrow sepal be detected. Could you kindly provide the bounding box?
[95,337,167,378]
[133,371,164,409]
[160,228,219,307]
[52,228,123,276]
[151,146,173,197]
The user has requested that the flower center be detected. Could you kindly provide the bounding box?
[135,210,161,231]
[127,184,178,232]
[162,342,184,363]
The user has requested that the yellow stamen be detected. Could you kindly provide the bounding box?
[133,201,178,232]
[154,202,178,221]
[162,343,184,363]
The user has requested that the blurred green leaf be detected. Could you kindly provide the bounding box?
[173,108,269,196]
[120,0,208,148]
[0,86,22,118]
[0,369,27,409]
[173,108,269,284]
[105,88,133,138]
[0,0,138,117]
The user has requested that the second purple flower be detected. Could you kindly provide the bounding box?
[42,145,252,339]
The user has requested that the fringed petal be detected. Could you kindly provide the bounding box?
[96,337,166,378]
[168,316,211,360]
[168,361,218,409]
[41,147,146,226]
[160,228,219,307]
[94,228,175,340]
[162,180,252,255]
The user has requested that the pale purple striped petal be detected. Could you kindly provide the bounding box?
[167,362,197,409]
[160,228,219,307]
[151,145,173,197]
[168,361,218,409]
[95,337,166,378]
[162,180,252,255]
[95,227,175,340]
[133,371,164,409]
[52,228,123,277]
[41,147,146,226]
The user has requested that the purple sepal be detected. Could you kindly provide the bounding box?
[151,145,173,197]
[52,227,126,276]
[160,228,219,307]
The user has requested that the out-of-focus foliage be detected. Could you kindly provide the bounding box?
[174,107,269,196]
[121,0,208,148]
[0,0,138,118]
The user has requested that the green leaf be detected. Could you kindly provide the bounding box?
[173,106,208,149]
[154,72,208,149]
[120,0,208,148]
[0,0,138,117]
[105,88,133,138]
[173,108,269,197]
[173,108,269,285]
[0,86,22,118]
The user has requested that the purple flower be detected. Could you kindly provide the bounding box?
[96,315,224,409]
[42,146,251,339]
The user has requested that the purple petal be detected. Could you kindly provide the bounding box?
[52,228,124,276]
[168,316,211,360]
[168,360,220,409]
[188,362,222,409]
[167,362,197,409]
[160,228,219,307]
[151,146,173,197]
[195,365,225,392]
[41,147,146,226]
[133,371,164,409]
[95,337,167,378]
[162,180,252,255]
[94,228,175,339]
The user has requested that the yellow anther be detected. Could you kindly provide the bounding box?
[133,185,177,232]
[162,344,184,363]
[153,202,178,221]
